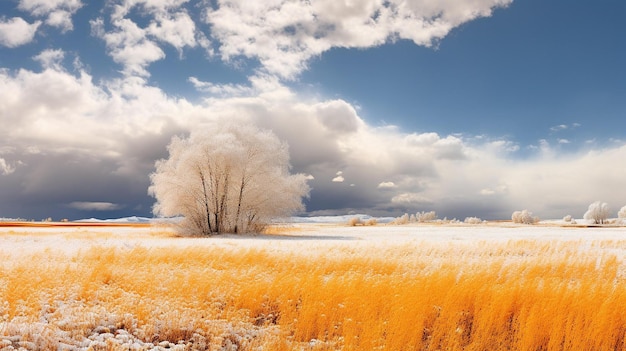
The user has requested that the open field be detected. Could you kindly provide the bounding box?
[1,223,626,350]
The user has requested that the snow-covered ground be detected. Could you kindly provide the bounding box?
[1,222,626,257]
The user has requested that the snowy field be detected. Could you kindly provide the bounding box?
[2,222,626,257]
[2,222,626,351]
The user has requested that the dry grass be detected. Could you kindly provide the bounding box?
[1,229,626,350]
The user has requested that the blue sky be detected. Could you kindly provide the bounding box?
[0,0,625,221]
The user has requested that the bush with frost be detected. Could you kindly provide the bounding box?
[392,213,410,225]
[619,206,626,219]
[365,218,378,226]
[348,217,361,226]
[464,217,483,224]
[583,201,610,225]
[391,211,437,225]
[416,211,437,222]
[512,210,539,224]
[563,215,572,222]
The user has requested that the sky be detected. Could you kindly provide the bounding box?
[0,0,624,221]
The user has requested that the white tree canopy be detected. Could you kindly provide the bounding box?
[583,201,610,225]
[149,123,310,235]
[511,210,538,224]
[619,206,626,219]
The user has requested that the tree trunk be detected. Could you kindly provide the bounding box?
[233,172,247,234]
[218,169,229,233]
[198,167,213,234]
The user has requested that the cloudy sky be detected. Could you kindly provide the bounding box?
[0,0,624,221]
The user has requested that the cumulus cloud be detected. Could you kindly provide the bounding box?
[18,0,83,32]
[146,11,197,53]
[91,17,166,77]
[0,17,41,47]
[2,62,626,220]
[89,0,203,76]
[205,0,512,79]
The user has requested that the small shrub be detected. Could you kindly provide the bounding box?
[391,213,410,225]
[563,215,572,223]
[512,210,539,224]
[416,211,437,222]
[464,217,483,224]
[348,217,361,226]
[365,218,377,226]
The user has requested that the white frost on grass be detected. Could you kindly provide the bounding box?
[1,222,626,258]
[1,223,626,350]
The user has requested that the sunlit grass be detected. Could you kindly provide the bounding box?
[1,230,626,350]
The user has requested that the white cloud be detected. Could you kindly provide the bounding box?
[332,176,345,183]
[90,1,202,77]
[92,17,166,77]
[18,0,82,16]
[316,100,362,134]
[485,139,520,153]
[189,77,255,97]
[45,10,74,31]
[558,139,570,144]
[33,49,65,70]
[378,181,397,189]
[86,0,511,80]
[332,171,345,182]
[147,11,197,53]
[205,0,512,79]
[18,0,83,32]
[68,201,123,211]
[0,158,15,175]
[0,17,41,47]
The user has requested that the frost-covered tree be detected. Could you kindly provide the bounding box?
[149,124,310,235]
[512,210,538,224]
[618,206,626,219]
[584,201,610,224]
[391,213,410,225]
[415,211,437,222]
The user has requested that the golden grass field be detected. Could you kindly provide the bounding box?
[1,223,626,350]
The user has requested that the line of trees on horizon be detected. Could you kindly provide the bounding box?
[386,202,626,226]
